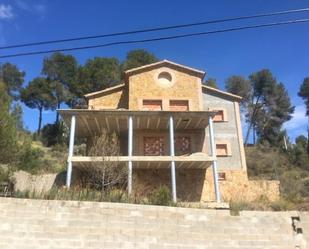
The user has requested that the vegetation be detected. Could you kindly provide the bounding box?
[21,77,56,134]
[203,77,218,89]
[78,131,127,190]
[298,77,309,154]
[13,185,173,207]
[226,70,294,146]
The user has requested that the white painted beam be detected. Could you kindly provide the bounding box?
[128,116,133,195]
[208,116,221,203]
[66,115,76,188]
[169,116,177,203]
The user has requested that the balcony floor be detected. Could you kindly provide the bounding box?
[71,155,214,169]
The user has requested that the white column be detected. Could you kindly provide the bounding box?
[128,116,133,195]
[169,116,177,203]
[208,116,221,202]
[66,115,76,188]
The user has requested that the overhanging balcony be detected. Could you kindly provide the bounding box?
[58,109,216,137]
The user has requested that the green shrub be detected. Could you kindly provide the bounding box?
[16,137,44,173]
[229,201,252,216]
[148,185,172,206]
[41,122,68,147]
[0,166,10,182]
[270,198,294,211]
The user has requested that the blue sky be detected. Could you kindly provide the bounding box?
[0,0,308,142]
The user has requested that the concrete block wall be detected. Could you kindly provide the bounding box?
[0,198,307,249]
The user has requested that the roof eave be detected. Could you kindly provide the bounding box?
[124,59,205,78]
[202,85,243,101]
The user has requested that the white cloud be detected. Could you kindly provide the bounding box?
[0,4,14,20]
[14,0,47,19]
[283,105,308,141]
[284,105,308,130]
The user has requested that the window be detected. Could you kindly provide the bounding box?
[157,71,174,88]
[218,172,226,181]
[216,144,229,157]
[213,110,225,122]
[142,100,162,111]
[175,136,191,156]
[169,100,189,111]
[143,137,165,156]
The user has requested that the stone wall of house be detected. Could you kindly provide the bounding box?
[133,168,280,202]
[87,87,128,110]
[128,66,203,111]
[0,197,307,249]
[203,169,280,202]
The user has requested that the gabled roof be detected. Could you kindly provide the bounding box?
[84,83,125,99]
[202,85,242,102]
[124,59,205,78]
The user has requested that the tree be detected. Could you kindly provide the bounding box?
[21,77,56,134]
[255,83,294,145]
[0,63,25,100]
[122,49,158,71]
[298,77,309,154]
[11,103,24,131]
[204,78,218,89]
[42,52,78,121]
[243,69,276,145]
[41,121,67,147]
[78,131,127,190]
[0,81,18,164]
[225,75,252,107]
[75,57,121,99]
[226,70,293,146]
[296,135,307,149]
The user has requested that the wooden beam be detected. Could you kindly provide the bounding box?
[194,118,203,129]
[116,117,120,133]
[105,117,110,131]
[156,118,161,129]
[175,118,182,129]
[146,117,150,129]
[184,118,192,129]
[94,117,101,134]
[81,116,92,136]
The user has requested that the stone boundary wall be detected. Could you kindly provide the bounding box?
[0,197,308,248]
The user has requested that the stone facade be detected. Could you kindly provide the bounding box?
[87,85,128,110]
[127,65,203,111]
[133,169,279,202]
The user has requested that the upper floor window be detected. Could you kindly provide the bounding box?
[142,100,162,111]
[169,100,189,111]
[212,109,227,122]
[157,71,174,88]
[213,110,224,122]
[216,143,231,157]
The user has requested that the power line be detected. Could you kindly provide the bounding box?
[1,7,309,50]
[0,18,308,59]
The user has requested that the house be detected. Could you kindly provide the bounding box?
[58,60,279,203]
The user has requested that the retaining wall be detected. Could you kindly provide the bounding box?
[0,198,308,248]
